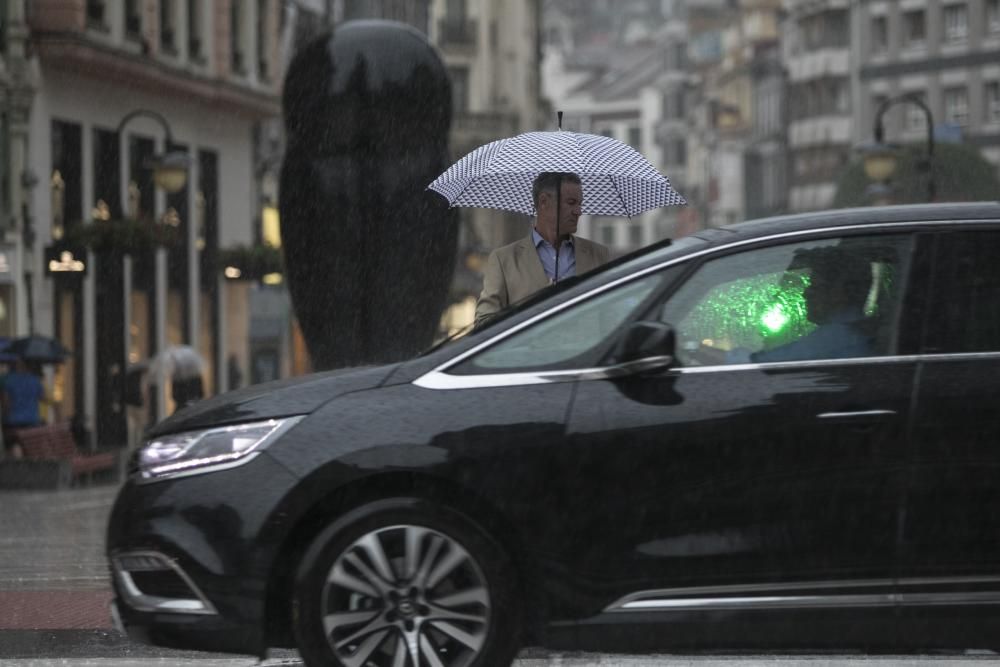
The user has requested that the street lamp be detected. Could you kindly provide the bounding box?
[858,93,936,203]
[110,109,190,442]
[116,109,190,195]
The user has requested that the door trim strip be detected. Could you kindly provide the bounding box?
[605,577,1000,613]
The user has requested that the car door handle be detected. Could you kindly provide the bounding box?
[817,409,897,419]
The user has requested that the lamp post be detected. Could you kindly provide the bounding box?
[859,93,936,203]
[116,109,190,194]
[107,109,190,444]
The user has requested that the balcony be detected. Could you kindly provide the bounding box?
[437,19,477,50]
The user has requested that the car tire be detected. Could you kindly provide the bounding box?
[292,497,522,667]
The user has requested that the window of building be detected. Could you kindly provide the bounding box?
[601,223,616,247]
[664,92,685,120]
[871,16,888,53]
[904,9,926,47]
[187,0,203,61]
[125,0,142,40]
[987,0,1000,34]
[670,138,687,165]
[92,128,120,219]
[160,0,177,53]
[51,121,83,234]
[448,67,469,112]
[831,79,850,113]
[985,82,1000,123]
[671,42,687,70]
[943,4,968,42]
[629,223,643,248]
[627,126,642,149]
[944,87,969,126]
[257,0,270,80]
[818,10,849,48]
[905,92,928,131]
[870,93,887,123]
[231,0,247,74]
[128,136,155,222]
[87,0,107,28]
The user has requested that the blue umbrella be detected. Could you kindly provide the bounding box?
[427,128,686,217]
[6,335,71,363]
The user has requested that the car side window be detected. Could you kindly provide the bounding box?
[451,271,671,374]
[923,230,1000,354]
[658,234,913,366]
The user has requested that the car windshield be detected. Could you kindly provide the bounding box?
[11,0,1000,664]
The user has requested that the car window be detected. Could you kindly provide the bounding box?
[923,229,1000,354]
[658,234,913,366]
[451,270,672,374]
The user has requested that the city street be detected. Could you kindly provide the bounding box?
[1,485,998,667]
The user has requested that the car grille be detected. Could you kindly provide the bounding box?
[129,570,195,599]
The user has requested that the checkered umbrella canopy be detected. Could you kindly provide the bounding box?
[428,130,686,217]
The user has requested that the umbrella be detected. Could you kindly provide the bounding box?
[0,337,18,363]
[427,121,686,218]
[147,345,205,381]
[5,335,71,363]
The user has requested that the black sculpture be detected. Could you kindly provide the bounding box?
[280,20,458,370]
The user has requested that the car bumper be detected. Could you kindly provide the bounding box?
[106,452,301,656]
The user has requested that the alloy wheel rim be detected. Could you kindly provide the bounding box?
[321,524,492,667]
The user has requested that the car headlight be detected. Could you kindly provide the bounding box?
[136,416,305,481]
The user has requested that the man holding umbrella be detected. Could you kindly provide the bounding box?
[475,172,610,325]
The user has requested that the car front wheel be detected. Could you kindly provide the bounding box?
[293,497,521,667]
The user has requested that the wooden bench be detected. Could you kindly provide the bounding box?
[10,421,119,484]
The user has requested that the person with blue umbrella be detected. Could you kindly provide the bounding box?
[1,357,46,459]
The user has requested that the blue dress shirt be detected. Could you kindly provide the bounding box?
[532,228,576,283]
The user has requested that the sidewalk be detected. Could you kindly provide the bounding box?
[0,485,117,632]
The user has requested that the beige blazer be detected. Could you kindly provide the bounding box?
[474,234,611,325]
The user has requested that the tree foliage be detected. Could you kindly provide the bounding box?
[66,218,180,255]
[833,142,998,208]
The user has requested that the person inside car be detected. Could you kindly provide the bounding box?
[731,249,875,363]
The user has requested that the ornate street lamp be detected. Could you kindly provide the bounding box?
[116,109,190,194]
[107,109,190,442]
[858,93,936,203]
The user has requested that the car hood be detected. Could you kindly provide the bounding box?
[146,363,400,437]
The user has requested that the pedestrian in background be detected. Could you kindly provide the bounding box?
[1,357,45,459]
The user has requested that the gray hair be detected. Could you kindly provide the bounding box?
[531,172,581,209]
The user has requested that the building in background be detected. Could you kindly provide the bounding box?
[853,0,1000,168]
[17,0,282,447]
[782,0,853,211]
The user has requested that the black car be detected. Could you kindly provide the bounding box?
[107,202,1000,666]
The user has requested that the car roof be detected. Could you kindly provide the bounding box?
[602,201,1000,278]
[710,201,1000,242]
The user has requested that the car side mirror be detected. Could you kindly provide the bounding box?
[613,320,676,365]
